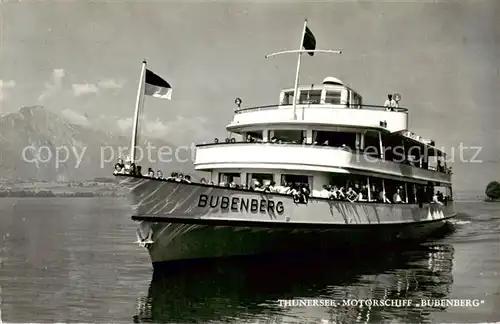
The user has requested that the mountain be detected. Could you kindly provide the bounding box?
[0,106,197,182]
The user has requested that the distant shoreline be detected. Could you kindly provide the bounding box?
[0,179,126,198]
[0,191,125,198]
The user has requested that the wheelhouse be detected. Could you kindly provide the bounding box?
[279,76,362,108]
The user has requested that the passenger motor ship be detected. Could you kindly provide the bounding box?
[115,21,456,266]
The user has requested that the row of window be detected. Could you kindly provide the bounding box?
[280,89,362,106]
[219,173,452,204]
[243,129,445,171]
[217,172,452,204]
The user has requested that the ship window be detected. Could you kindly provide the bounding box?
[246,131,263,141]
[314,131,357,149]
[298,90,322,104]
[272,130,304,143]
[352,93,362,108]
[281,174,309,186]
[250,173,274,187]
[281,92,294,105]
[325,91,341,105]
[363,132,380,157]
[219,173,241,185]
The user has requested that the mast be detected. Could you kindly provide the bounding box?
[265,20,342,120]
[291,20,308,120]
[130,60,147,164]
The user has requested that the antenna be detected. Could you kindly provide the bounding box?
[265,20,342,120]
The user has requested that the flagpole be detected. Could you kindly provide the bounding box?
[292,20,308,121]
[130,60,147,164]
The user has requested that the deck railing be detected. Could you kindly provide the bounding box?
[234,103,408,114]
[195,141,452,176]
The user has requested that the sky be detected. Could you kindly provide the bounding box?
[0,0,499,194]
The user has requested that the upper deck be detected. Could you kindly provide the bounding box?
[227,77,409,134]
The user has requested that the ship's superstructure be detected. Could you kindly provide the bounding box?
[194,75,452,204]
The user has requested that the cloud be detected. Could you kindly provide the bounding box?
[61,108,91,126]
[116,117,169,137]
[115,115,208,139]
[72,83,99,97]
[71,79,124,97]
[97,79,124,90]
[0,79,16,101]
[117,117,133,132]
[145,118,170,136]
[38,68,65,102]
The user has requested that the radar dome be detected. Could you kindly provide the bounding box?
[322,76,344,85]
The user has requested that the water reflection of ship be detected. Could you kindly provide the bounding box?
[133,243,454,324]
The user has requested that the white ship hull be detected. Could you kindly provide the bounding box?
[118,175,456,264]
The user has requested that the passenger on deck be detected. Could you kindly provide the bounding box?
[290,183,308,204]
[436,190,444,202]
[346,187,358,202]
[114,158,125,171]
[124,158,131,174]
[302,184,311,201]
[432,192,443,205]
[337,186,346,200]
[113,161,124,175]
[271,137,278,143]
[266,181,277,192]
[184,175,192,183]
[200,178,207,184]
[146,168,154,177]
[208,181,214,185]
[229,181,237,188]
[290,184,301,202]
[253,181,264,191]
[329,185,339,200]
[437,160,445,173]
[357,185,368,201]
[392,188,404,203]
[384,94,397,111]
[129,163,136,176]
[278,182,292,194]
[156,170,163,179]
[176,173,184,182]
[315,185,331,199]
[136,165,142,176]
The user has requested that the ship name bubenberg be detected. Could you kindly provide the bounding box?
[198,194,284,214]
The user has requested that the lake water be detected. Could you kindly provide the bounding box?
[0,198,499,323]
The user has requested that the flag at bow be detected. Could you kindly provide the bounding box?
[303,26,316,56]
[144,69,172,100]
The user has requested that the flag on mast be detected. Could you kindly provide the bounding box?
[144,69,172,99]
[303,26,316,56]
